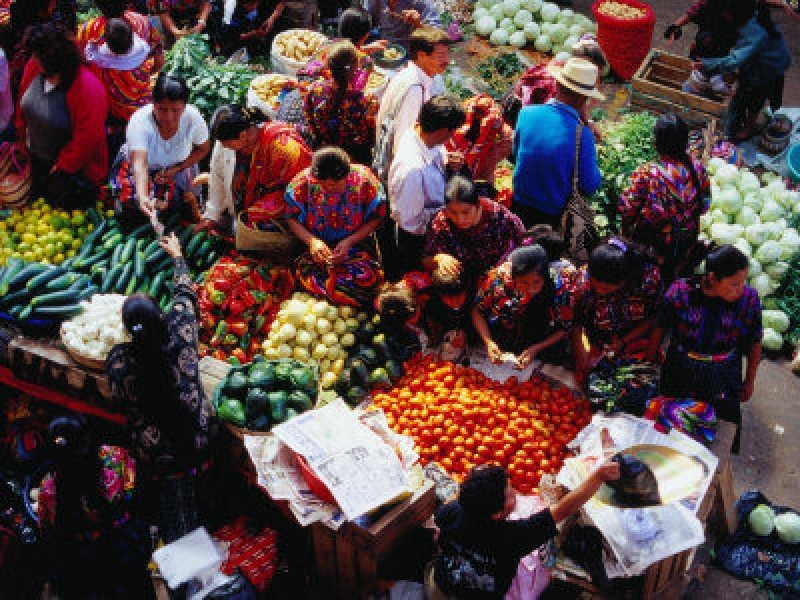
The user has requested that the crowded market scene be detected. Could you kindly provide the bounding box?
[0,0,799,597]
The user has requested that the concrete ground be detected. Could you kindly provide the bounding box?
[566,2,800,597]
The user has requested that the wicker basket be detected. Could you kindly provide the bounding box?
[65,346,107,372]
[235,210,296,256]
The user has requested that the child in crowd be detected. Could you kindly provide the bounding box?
[375,281,422,362]
[525,224,574,272]
[424,263,471,362]
[428,462,620,599]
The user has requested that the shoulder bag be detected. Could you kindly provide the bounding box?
[561,123,599,264]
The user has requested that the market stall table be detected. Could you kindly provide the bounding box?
[552,420,737,599]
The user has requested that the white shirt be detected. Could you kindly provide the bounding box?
[388,128,446,236]
[377,61,445,159]
[126,104,209,170]
[205,140,236,223]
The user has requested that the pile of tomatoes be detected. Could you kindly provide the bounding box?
[372,354,592,494]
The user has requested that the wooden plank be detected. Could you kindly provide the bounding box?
[633,76,727,117]
[654,52,693,70]
[311,523,338,598]
[718,461,737,535]
[364,481,436,555]
[650,63,688,83]
[633,48,658,82]
[336,525,359,598]
[631,91,717,127]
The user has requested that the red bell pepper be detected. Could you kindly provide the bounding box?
[210,277,233,292]
[231,348,247,364]
[228,298,246,316]
[228,319,248,337]
[212,349,227,361]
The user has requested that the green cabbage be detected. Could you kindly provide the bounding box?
[514,8,533,26]
[490,27,510,45]
[774,512,800,545]
[755,240,782,264]
[534,34,552,51]
[763,309,790,333]
[751,272,773,298]
[540,2,559,21]
[745,223,769,247]
[762,328,784,351]
[476,15,497,36]
[735,206,759,227]
[749,504,776,536]
[733,238,752,258]
[715,188,743,215]
[765,261,789,280]
[503,0,522,16]
[760,200,784,223]
[510,30,527,47]
[523,21,540,40]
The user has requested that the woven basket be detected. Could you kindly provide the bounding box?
[0,142,31,208]
[592,0,655,81]
[235,210,296,256]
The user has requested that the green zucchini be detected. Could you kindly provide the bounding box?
[0,258,25,296]
[143,238,160,256]
[129,222,152,238]
[119,238,136,264]
[110,244,123,268]
[31,304,83,318]
[77,284,98,300]
[9,263,49,290]
[46,272,80,291]
[82,218,107,247]
[134,251,145,279]
[103,232,123,250]
[124,274,138,296]
[30,288,80,308]
[195,239,213,265]
[178,225,195,246]
[102,264,124,293]
[149,271,168,297]
[146,247,167,266]
[185,231,206,259]
[27,266,65,291]
[116,263,133,293]
[153,256,172,273]
[18,305,32,320]
[0,287,33,309]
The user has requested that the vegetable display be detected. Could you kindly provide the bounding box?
[749,503,776,536]
[596,1,646,19]
[198,256,294,365]
[67,219,229,311]
[591,112,658,235]
[476,53,525,100]
[701,161,800,350]
[61,294,130,362]
[0,259,92,321]
[775,512,800,544]
[0,199,104,266]
[372,355,591,493]
[273,29,328,64]
[214,357,317,431]
[473,0,596,53]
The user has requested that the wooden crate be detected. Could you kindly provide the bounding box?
[631,49,730,127]
[311,480,436,599]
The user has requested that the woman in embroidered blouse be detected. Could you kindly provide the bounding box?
[473,245,570,367]
[573,239,663,387]
[649,245,762,452]
[303,40,378,166]
[423,176,525,292]
[286,147,387,307]
[37,414,153,599]
[107,232,214,543]
[205,103,312,230]
[619,114,711,280]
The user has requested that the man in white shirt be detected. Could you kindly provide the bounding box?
[384,95,466,279]
[374,27,450,181]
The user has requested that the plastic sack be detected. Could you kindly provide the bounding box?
[505,552,550,600]
[715,490,800,594]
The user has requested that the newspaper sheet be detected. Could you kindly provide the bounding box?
[555,414,713,575]
[272,399,412,521]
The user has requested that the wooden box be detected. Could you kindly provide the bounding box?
[631,49,730,127]
[311,480,436,599]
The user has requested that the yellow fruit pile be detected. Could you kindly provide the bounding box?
[0,199,107,265]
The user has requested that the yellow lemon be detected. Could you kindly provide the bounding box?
[22,251,35,262]
[54,253,65,264]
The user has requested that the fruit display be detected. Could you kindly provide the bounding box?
[198,256,294,365]
[60,294,130,362]
[249,74,298,113]
[596,0,646,19]
[0,199,104,266]
[0,259,93,321]
[372,355,592,493]
[68,218,230,311]
[273,29,328,64]
[213,357,317,431]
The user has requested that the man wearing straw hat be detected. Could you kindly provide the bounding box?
[511,57,604,230]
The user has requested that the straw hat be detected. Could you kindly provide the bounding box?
[552,57,605,101]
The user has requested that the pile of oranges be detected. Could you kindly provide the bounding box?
[372,354,593,494]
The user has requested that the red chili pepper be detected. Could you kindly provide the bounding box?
[231,348,247,363]
[228,320,248,337]
[211,278,233,292]
[249,338,262,355]
[212,349,227,361]
[240,289,257,308]
[229,299,246,316]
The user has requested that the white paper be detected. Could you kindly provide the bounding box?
[152,527,224,589]
[272,400,412,521]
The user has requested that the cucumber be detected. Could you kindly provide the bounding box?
[195,239,214,266]
[129,222,153,238]
[0,258,25,296]
[31,304,83,319]
[124,274,138,296]
[143,239,160,256]
[205,250,220,267]
[116,263,133,293]
[146,247,167,266]
[153,254,173,273]
[102,264,123,293]
[159,295,170,311]
[119,238,136,264]
[185,231,206,259]
[177,225,194,246]
[77,284,98,300]
[60,257,75,270]
[80,249,111,270]
[91,268,107,285]
[46,272,80,291]
[68,275,91,291]
[100,226,121,245]
[82,218,107,247]
[9,263,49,290]
[86,206,102,226]
[134,251,145,279]
[0,287,33,309]
[149,271,167,297]
[103,232,123,250]
[110,244,123,268]
[136,276,150,294]
[9,304,23,318]
[18,305,32,320]
[30,288,80,308]
[27,267,65,291]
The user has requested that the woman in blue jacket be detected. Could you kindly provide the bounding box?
[697,0,790,141]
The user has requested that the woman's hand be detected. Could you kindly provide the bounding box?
[517,343,540,369]
[434,253,462,279]
[486,340,504,364]
[331,237,354,264]
[154,165,182,184]
[159,232,183,259]
[399,9,422,27]
[592,460,621,483]
[310,237,334,266]
[139,196,156,219]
